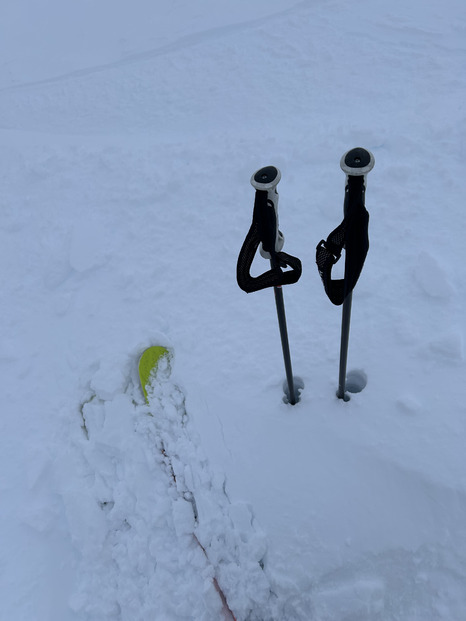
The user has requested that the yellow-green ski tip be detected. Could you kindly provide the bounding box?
[138,346,170,403]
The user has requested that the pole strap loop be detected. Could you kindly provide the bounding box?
[237,190,302,293]
[316,177,369,306]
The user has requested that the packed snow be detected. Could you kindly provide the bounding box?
[1,0,466,619]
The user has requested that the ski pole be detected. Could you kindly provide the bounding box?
[316,147,375,401]
[237,166,303,405]
[337,148,375,400]
[252,168,298,404]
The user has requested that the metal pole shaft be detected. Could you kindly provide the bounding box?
[337,291,352,400]
[273,285,297,405]
[269,256,296,405]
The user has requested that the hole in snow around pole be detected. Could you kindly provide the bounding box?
[345,369,367,394]
[282,377,304,405]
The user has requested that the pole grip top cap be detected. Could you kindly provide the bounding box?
[340,147,375,176]
[251,166,281,191]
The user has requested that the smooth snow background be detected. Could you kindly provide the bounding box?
[1,0,466,619]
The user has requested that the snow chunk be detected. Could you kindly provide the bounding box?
[396,395,422,416]
[90,356,129,401]
[172,497,196,538]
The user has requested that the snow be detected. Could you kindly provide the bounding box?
[1,0,466,619]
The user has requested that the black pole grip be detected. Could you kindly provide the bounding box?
[237,191,302,293]
[316,148,374,305]
[237,168,302,294]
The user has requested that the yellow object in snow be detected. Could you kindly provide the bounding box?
[138,346,170,403]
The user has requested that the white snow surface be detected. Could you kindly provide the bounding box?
[1,0,466,619]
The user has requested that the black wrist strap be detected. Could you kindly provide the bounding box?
[316,178,369,305]
[237,190,302,293]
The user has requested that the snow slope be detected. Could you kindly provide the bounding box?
[1,0,466,619]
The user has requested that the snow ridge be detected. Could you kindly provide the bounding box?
[72,353,275,621]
